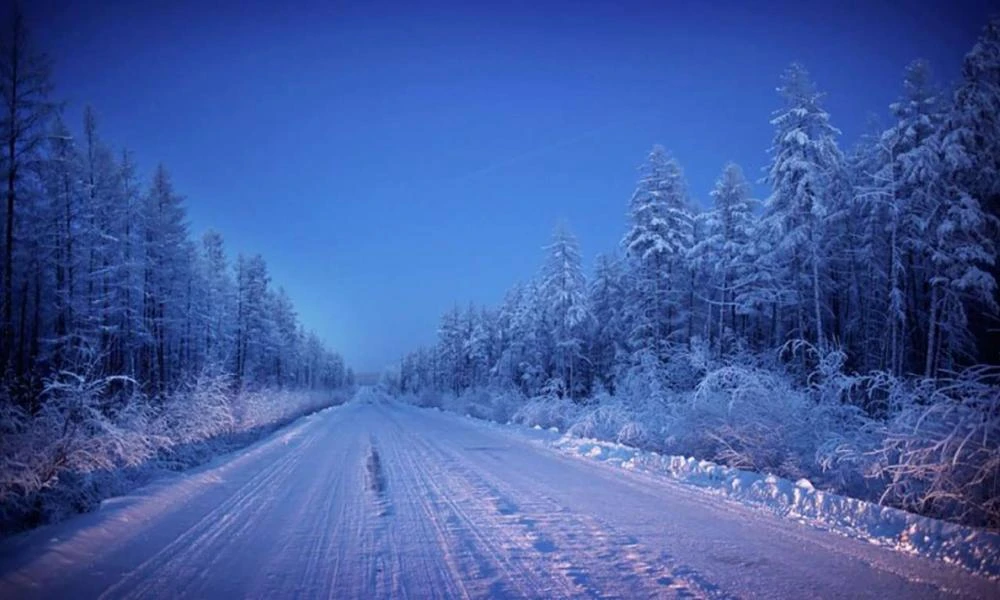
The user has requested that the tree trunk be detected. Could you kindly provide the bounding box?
[925,283,939,378]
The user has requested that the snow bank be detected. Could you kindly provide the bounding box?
[553,435,1000,579]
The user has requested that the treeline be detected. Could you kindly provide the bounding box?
[0,9,351,533]
[0,10,349,409]
[388,20,1000,529]
[396,22,999,401]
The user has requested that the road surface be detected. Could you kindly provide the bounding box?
[1,392,997,599]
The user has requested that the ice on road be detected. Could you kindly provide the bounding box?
[1,396,997,599]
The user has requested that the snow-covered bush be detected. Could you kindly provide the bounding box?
[661,338,711,391]
[619,350,669,408]
[512,395,581,431]
[567,401,632,441]
[665,364,814,479]
[0,371,166,529]
[488,388,525,423]
[811,369,899,499]
[415,389,444,409]
[155,371,235,448]
[0,399,43,527]
[872,367,1000,529]
[458,388,495,421]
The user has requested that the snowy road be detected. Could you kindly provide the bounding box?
[1,394,997,599]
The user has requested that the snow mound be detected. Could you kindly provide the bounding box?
[553,436,1000,579]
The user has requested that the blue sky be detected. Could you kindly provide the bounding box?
[28,0,997,372]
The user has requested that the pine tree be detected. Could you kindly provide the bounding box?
[696,163,758,354]
[621,146,693,361]
[764,63,843,353]
[540,223,589,397]
[925,111,997,375]
[0,7,56,377]
[44,117,83,371]
[201,230,233,369]
[949,18,1000,364]
[142,165,190,393]
[877,60,944,374]
[588,253,626,392]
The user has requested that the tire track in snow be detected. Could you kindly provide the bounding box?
[394,411,725,599]
[374,420,472,600]
[401,431,582,597]
[384,416,541,598]
[99,419,326,599]
[394,404,998,599]
[249,422,363,598]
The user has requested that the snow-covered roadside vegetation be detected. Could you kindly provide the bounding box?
[0,12,352,536]
[395,359,1000,534]
[0,374,351,535]
[389,18,1000,534]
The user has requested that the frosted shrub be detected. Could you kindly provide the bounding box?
[811,369,899,498]
[1,371,348,534]
[38,373,160,476]
[872,367,1000,529]
[489,388,525,423]
[0,399,41,525]
[512,395,580,431]
[619,350,672,416]
[669,364,813,478]
[234,390,271,430]
[437,392,465,415]
[0,372,164,527]
[567,402,632,441]
[459,388,494,421]
[661,339,711,391]
[238,389,335,432]
[416,389,444,409]
[156,372,235,446]
[616,418,651,447]
[812,399,883,497]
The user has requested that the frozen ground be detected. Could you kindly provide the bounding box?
[1,390,997,599]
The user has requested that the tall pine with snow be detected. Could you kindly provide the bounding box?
[947,18,1000,365]
[1,7,56,380]
[588,253,627,393]
[875,60,945,375]
[621,146,694,363]
[764,63,843,355]
[694,163,758,355]
[539,223,589,398]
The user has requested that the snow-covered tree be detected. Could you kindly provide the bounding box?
[694,163,758,354]
[947,19,1000,364]
[539,223,589,397]
[924,120,997,376]
[621,146,694,361]
[141,165,191,393]
[764,63,843,353]
[588,253,627,393]
[877,60,945,375]
[0,7,56,377]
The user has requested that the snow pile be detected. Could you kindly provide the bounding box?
[554,435,1000,579]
